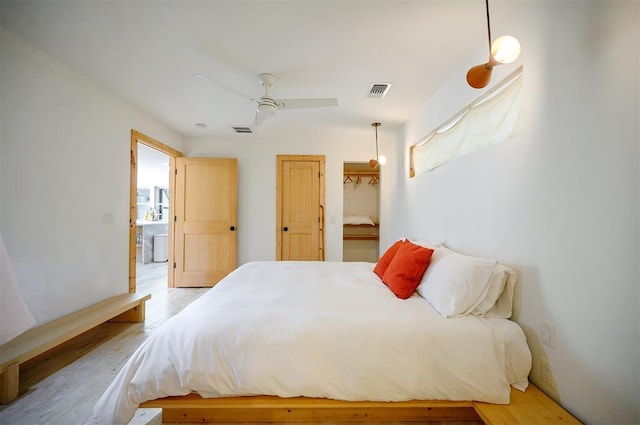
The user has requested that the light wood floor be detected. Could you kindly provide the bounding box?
[0,261,483,425]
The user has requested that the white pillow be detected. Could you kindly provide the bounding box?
[343,214,375,226]
[411,239,444,249]
[484,269,517,319]
[469,264,516,316]
[416,246,497,317]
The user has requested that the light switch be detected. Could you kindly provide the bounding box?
[103,212,114,225]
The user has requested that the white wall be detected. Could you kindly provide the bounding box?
[0,28,184,324]
[388,2,639,424]
[343,173,379,220]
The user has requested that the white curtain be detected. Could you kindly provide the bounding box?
[1,233,36,344]
[412,66,523,176]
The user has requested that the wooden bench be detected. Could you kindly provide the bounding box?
[141,384,581,424]
[0,292,151,404]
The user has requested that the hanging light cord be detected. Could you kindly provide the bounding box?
[375,124,379,160]
[369,122,382,168]
[485,0,492,52]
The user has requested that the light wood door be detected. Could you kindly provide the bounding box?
[174,157,237,287]
[276,155,325,261]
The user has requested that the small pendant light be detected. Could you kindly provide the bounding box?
[466,0,521,89]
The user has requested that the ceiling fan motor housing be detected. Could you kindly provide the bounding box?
[258,97,278,116]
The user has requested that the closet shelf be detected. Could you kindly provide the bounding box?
[343,235,379,241]
[343,223,379,241]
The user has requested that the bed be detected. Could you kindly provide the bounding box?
[93,244,532,425]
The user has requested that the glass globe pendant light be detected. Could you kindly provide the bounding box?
[466,0,521,89]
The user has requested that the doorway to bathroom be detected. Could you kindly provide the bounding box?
[129,130,182,295]
[136,143,171,295]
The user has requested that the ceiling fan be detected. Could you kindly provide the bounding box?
[195,72,338,129]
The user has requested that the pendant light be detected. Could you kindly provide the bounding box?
[466,0,521,89]
[368,122,386,168]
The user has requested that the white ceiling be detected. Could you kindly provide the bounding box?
[0,0,496,139]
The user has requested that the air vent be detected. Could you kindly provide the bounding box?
[367,83,391,98]
[232,126,253,134]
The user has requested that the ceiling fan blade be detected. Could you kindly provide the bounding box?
[249,110,260,134]
[252,108,268,128]
[193,73,252,100]
[276,98,338,110]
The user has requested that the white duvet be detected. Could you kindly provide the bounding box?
[94,261,531,425]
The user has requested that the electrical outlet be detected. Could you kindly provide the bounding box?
[541,359,554,387]
[541,321,556,348]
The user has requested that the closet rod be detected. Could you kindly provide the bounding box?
[343,171,379,177]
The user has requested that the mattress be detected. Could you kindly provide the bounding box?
[93,261,531,424]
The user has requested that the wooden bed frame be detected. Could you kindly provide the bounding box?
[140,384,582,425]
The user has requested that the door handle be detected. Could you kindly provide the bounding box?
[283,227,288,232]
[230,226,236,231]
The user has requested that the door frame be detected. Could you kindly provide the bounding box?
[129,130,183,292]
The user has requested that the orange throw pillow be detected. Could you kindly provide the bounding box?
[382,241,434,299]
[373,239,404,279]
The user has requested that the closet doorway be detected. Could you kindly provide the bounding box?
[343,162,380,262]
